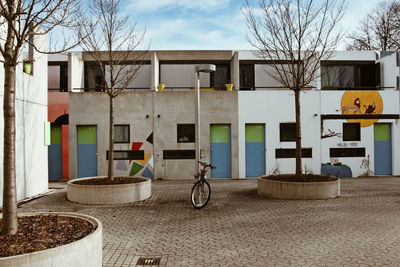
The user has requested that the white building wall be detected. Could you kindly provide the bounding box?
[238,90,321,178]
[69,52,84,91]
[378,52,400,90]
[321,90,400,177]
[0,35,48,206]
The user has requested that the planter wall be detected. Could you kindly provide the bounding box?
[0,213,102,267]
[258,177,340,200]
[67,176,151,204]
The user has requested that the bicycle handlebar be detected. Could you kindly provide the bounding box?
[199,161,216,169]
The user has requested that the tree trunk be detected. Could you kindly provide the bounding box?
[107,95,114,181]
[2,63,18,235]
[295,89,302,176]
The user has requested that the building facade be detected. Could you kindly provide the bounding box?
[0,34,49,206]
[48,50,400,180]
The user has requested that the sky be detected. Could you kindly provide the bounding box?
[120,0,384,51]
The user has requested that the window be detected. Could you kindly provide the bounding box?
[275,148,312,158]
[343,123,360,141]
[84,63,104,89]
[239,64,255,90]
[48,64,68,91]
[321,62,379,90]
[330,148,365,157]
[106,150,144,160]
[280,123,296,142]
[114,125,130,143]
[177,124,195,143]
[210,64,230,90]
[163,150,195,159]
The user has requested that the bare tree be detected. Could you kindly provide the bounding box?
[244,0,346,177]
[0,0,81,235]
[77,0,147,181]
[347,0,400,51]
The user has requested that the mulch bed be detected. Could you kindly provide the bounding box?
[262,174,337,182]
[72,176,147,185]
[0,215,95,257]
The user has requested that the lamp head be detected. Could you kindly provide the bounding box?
[197,64,216,73]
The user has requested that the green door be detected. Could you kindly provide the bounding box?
[210,124,231,178]
[77,125,98,178]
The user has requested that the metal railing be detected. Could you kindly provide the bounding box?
[72,87,152,92]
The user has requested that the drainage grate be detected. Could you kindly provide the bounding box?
[136,257,161,266]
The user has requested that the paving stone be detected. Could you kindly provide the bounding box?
[17,177,400,266]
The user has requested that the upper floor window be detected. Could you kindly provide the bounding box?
[48,63,68,91]
[210,64,230,90]
[321,62,380,90]
[84,63,104,89]
[239,64,255,90]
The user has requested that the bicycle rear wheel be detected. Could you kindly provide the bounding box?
[191,180,211,209]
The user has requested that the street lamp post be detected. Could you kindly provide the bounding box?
[194,64,216,174]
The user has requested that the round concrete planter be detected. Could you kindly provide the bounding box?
[0,212,102,267]
[258,176,340,200]
[67,176,151,204]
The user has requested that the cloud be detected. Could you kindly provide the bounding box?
[127,0,231,13]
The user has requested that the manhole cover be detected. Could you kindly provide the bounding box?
[136,257,161,266]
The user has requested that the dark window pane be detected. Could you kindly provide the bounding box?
[177,124,195,143]
[280,123,296,142]
[321,65,354,89]
[85,64,104,89]
[240,64,254,90]
[275,148,312,158]
[106,150,144,160]
[211,64,230,90]
[330,148,365,157]
[343,123,360,141]
[163,150,195,159]
[114,125,129,143]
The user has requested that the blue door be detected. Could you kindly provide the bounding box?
[77,125,98,178]
[210,124,231,178]
[374,123,392,175]
[245,124,265,177]
[48,125,62,180]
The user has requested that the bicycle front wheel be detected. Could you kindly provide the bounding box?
[191,180,211,209]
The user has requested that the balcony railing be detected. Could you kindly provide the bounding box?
[48,88,68,92]
[73,87,152,92]
[321,86,395,91]
[72,87,230,92]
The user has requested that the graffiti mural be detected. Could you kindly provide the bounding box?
[340,91,383,127]
[115,132,154,179]
[321,163,353,178]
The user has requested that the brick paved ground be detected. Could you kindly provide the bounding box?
[18,177,400,266]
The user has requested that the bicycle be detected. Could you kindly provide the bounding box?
[191,161,216,209]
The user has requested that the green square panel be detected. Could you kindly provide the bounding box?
[129,162,143,176]
[77,126,97,144]
[245,124,264,143]
[374,124,390,141]
[51,126,62,145]
[210,125,230,143]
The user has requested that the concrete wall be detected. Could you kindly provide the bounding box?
[69,91,238,180]
[0,34,48,206]
[238,91,321,177]
[153,91,238,179]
